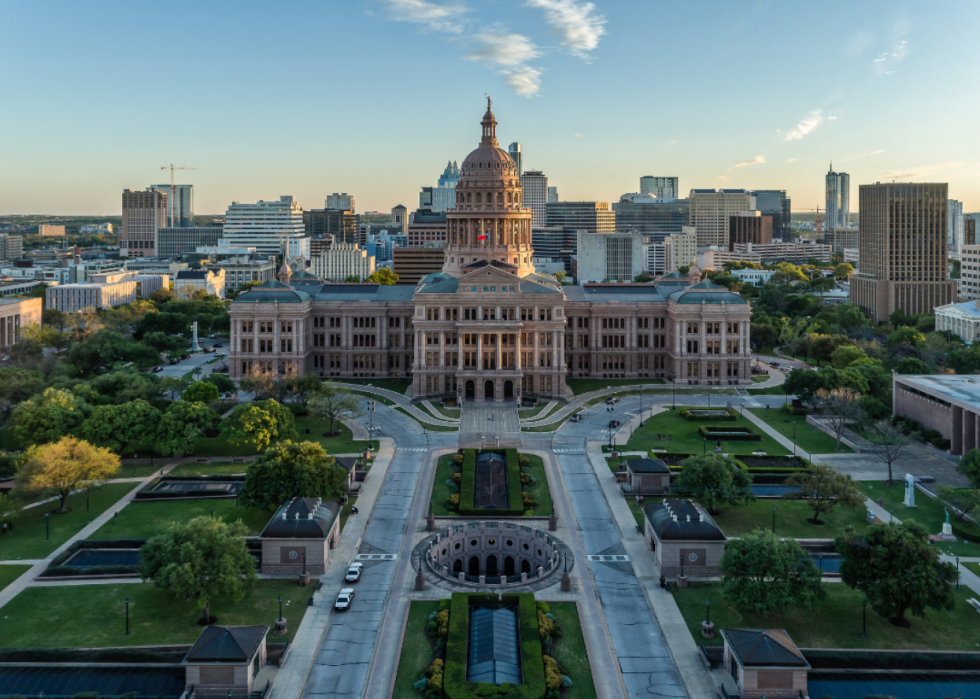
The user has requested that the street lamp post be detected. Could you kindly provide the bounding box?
[680,552,684,578]
[956,556,960,590]
[210,507,214,519]
[671,370,676,409]
[639,384,644,427]
[861,598,867,638]
[279,596,283,620]
[367,400,376,451]
[702,437,706,454]
[705,599,710,624]
[793,420,797,455]
[772,506,776,534]
[125,597,130,635]
[45,513,49,541]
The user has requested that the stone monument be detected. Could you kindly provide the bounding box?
[190,320,201,353]
[903,473,916,507]
[940,507,957,540]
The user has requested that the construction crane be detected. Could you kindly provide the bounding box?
[797,207,823,237]
[160,164,199,227]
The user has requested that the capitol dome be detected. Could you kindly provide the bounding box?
[459,100,519,183]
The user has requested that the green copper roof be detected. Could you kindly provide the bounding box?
[667,289,748,304]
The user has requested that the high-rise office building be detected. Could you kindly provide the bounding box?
[508,143,522,176]
[576,231,644,283]
[966,214,980,246]
[640,176,678,199]
[948,199,964,253]
[546,201,615,235]
[749,190,791,239]
[547,186,559,204]
[391,205,409,236]
[0,234,24,261]
[325,192,355,212]
[122,188,168,258]
[532,226,578,273]
[825,164,850,231]
[520,170,549,227]
[149,184,194,228]
[419,161,460,212]
[615,193,690,242]
[220,195,309,260]
[407,209,448,247]
[729,212,773,250]
[304,209,358,245]
[850,182,955,320]
[689,189,751,248]
[155,226,223,258]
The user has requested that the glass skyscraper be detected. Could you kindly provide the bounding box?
[750,190,791,240]
[614,193,689,243]
[825,164,850,230]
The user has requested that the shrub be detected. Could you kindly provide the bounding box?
[522,492,536,509]
[679,407,737,421]
[414,678,429,691]
[453,454,464,466]
[436,609,450,638]
[543,655,561,693]
[519,455,529,469]
[537,611,554,640]
[697,425,761,441]
[521,472,532,486]
[427,620,437,637]
[561,675,573,688]
[427,658,445,678]
[451,472,462,484]
[447,493,459,510]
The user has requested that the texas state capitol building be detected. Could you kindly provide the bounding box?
[229,102,753,402]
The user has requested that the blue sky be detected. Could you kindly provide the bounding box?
[1,0,978,215]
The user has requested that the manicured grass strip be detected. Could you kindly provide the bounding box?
[430,454,459,517]
[90,498,273,539]
[0,565,32,592]
[748,408,852,454]
[190,433,257,458]
[166,461,249,477]
[523,455,553,517]
[674,582,980,650]
[348,389,396,406]
[0,483,137,561]
[340,496,358,532]
[394,407,459,432]
[859,481,975,557]
[747,385,790,396]
[566,378,665,395]
[431,403,460,419]
[112,463,167,479]
[709,498,869,540]
[549,602,598,699]
[624,406,789,456]
[519,402,560,420]
[391,600,441,699]
[414,402,456,422]
[339,378,412,393]
[964,561,980,578]
[293,417,367,454]
[0,579,315,647]
[751,375,770,383]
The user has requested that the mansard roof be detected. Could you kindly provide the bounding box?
[417,273,460,294]
[564,284,668,303]
[312,284,415,302]
[667,288,748,304]
[232,279,311,304]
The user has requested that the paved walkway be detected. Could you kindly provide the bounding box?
[458,401,521,447]
[420,400,459,423]
[339,384,458,428]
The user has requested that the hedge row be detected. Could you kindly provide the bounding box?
[952,521,980,543]
[0,647,190,664]
[444,593,546,699]
[679,407,737,422]
[457,449,525,517]
[42,564,139,578]
[697,426,762,442]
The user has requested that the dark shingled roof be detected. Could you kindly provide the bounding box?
[175,270,211,279]
[722,629,809,668]
[184,625,268,663]
[261,497,340,539]
[335,457,358,473]
[643,499,726,541]
[627,458,670,474]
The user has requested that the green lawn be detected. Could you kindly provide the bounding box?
[0,483,137,561]
[747,385,791,396]
[392,600,441,699]
[709,499,869,540]
[429,455,459,516]
[565,378,665,395]
[519,402,559,420]
[348,389,396,406]
[113,463,167,479]
[338,378,412,393]
[394,407,460,432]
[431,403,460,419]
[190,433,257,458]
[90,499,274,539]
[0,579,316,647]
[859,481,977,557]
[293,417,367,454]
[748,408,852,454]
[550,602,598,699]
[523,454,553,517]
[0,565,32,592]
[623,406,789,456]
[964,561,980,577]
[340,496,358,532]
[166,461,249,477]
[750,375,770,383]
[674,582,980,650]
[414,403,454,422]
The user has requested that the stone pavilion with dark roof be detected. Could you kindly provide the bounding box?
[183,625,269,697]
[623,457,672,496]
[259,497,341,575]
[642,499,727,577]
[720,628,810,699]
[227,103,753,402]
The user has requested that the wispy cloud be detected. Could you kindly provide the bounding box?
[788,158,798,163]
[380,0,468,34]
[882,161,969,180]
[466,32,540,67]
[781,109,824,141]
[717,175,731,182]
[734,155,766,168]
[501,66,543,96]
[842,150,884,163]
[526,0,607,60]
[574,133,583,138]
[873,21,909,76]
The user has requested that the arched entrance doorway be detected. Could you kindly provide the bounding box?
[484,380,495,400]
[465,380,475,399]
[453,559,463,573]
[521,560,532,574]
[504,556,516,576]
[486,555,498,577]
[468,556,480,576]
[504,380,513,399]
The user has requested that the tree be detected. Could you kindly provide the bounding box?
[367,269,399,285]
[813,387,862,451]
[835,520,956,628]
[41,308,69,334]
[936,485,980,523]
[955,448,980,489]
[554,270,567,284]
[142,331,187,354]
[343,275,361,283]
[830,345,866,369]
[87,368,162,405]
[0,367,44,419]
[139,516,257,625]
[239,440,349,510]
[133,311,192,340]
[719,530,824,616]
[82,399,162,453]
[220,400,297,454]
[182,381,220,405]
[833,263,855,279]
[309,382,361,437]
[285,374,322,408]
[159,377,189,401]
[155,401,220,457]
[895,357,931,375]
[783,368,827,405]
[887,326,926,348]
[11,387,90,446]
[771,262,808,285]
[206,372,236,397]
[16,436,119,513]
[633,273,653,283]
[784,463,865,525]
[671,454,754,515]
[750,322,777,349]
[867,420,914,485]
[239,367,277,400]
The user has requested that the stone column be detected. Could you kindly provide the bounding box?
[965,410,977,454]
[439,331,446,367]
[953,405,964,455]
[496,333,502,371]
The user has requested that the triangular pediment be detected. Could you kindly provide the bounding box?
[458,266,521,284]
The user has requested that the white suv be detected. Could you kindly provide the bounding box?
[334,588,355,611]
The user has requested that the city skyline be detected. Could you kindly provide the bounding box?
[2,0,978,215]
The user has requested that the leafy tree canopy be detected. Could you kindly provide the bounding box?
[12,387,90,446]
[133,312,192,340]
[206,372,236,396]
[155,400,220,457]
[367,268,399,285]
[887,326,926,347]
[182,381,220,405]
[830,344,866,369]
[239,440,349,510]
[82,399,162,453]
[785,462,865,524]
[672,454,754,515]
[309,382,361,436]
[220,399,297,453]
[16,436,119,513]
[895,357,932,375]
[956,448,980,489]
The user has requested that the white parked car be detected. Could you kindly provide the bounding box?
[345,563,363,583]
[335,588,355,611]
